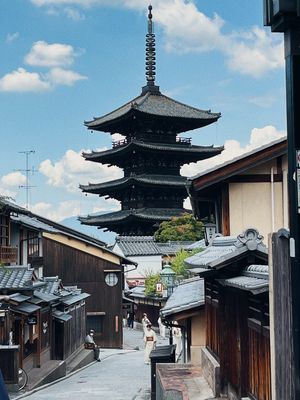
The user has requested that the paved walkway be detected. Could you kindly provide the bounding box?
[10,328,215,400]
[11,328,169,400]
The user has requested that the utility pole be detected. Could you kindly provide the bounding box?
[264,1,300,398]
[18,150,36,209]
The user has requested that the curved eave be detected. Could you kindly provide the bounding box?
[84,91,221,134]
[85,110,220,134]
[80,175,187,195]
[82,143,224,165]
[79,208,190,226]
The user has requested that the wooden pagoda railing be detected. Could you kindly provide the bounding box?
[0,246,18,264]
[112,136,192,148]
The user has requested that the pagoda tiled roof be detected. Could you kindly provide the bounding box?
[85,91,220,133]
[82,140,223,164]
[80,174,187,194]
[79,208,189,226]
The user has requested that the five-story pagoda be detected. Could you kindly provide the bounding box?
[79,5,223,236]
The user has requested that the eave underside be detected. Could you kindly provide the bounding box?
[83,142,223,165]
[80,175,187,195]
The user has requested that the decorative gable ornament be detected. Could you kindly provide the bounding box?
[236,228,264,251]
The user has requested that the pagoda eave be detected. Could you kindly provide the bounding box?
[85,110,220,135]
[82,142,224,165]
[79,208,191,226]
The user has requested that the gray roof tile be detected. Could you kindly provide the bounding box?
[218,264,269,294]
[185,229,267,271]
[0,266,35,290]
[80,208,189,225]
[161,277,204,318]
[85,91,220,132]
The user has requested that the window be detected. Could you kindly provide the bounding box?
[28,231,39,258]
[105,273,119,287]
[0,214,9,246]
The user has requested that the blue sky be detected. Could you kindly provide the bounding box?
[0,0,286,240]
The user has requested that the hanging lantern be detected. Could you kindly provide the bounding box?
[204,223,217,246]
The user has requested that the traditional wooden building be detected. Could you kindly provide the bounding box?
[0,198,135,349]
[160,276,205,364]
[188,137,287,240]
[186,229,270,400]
[79,6,223,236]
[0,265,89,388]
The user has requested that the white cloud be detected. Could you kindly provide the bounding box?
[224,27,284,78]
[39,148,123,193]
[30,200,80,221]
[30,197,120,221]
[47,67,87,86]
[0,68,50,92]
[25,41,77,67]
[31,0,284,78]
[181,125,286,177]
[6,32,19,43]
[1,172,26,187]
[64,7,85,20]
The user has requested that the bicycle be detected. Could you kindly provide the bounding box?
[18,367,28,391]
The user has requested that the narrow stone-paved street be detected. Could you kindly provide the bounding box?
[12,327,169,400]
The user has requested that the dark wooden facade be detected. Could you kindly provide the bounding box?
[205,272,271,399]
[42,238,123,348]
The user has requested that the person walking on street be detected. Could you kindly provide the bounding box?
[127,310,135,329]
[144,323,157,364]
[172,321,182,361]
[141,313,151,335]
[157,316,166,338]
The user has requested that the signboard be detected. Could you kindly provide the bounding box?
[156,282,163,293]
[27,316,37,325]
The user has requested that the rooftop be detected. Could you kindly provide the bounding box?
[83,141,223,164]
[115,236,194,257]
[80,208,189,225]
[160,277,204,318]
[85,91,220,134]
[0,266,36,290]
[185,228,268,274]
[80,174,187,195]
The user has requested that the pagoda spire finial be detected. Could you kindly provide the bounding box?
[142,4,160,94]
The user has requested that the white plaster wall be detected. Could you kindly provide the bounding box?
[112,243,162,279]
[125,255,162,279]
[229,181,284,241]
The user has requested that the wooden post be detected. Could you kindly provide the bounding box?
[269,229,295,400]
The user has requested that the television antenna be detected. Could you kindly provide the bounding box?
[17,150,37,209]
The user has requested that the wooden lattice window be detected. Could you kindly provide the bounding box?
[0,214,9,246]
[28,231,39,258]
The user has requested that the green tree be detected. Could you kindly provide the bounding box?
[144,273,161,296]
[171,248,203,278]
[154,213,204,243]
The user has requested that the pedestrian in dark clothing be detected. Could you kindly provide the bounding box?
[127,311,135,329]
[0,369,9,400]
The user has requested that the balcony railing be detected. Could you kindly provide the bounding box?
[176,137,191,145]
[112,136,192,148]
[0,246,18,264]
[112,139,128,148]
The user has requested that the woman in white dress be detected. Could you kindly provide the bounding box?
[172,321,182,361]
[141,313,151,335]
[144,324,157,364]
[157,316,166,338]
